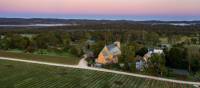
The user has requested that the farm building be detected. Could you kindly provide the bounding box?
[96,41,121,64]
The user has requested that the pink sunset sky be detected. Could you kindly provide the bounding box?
[0,0,200,20]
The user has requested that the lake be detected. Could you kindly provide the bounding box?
[0,24,75,27]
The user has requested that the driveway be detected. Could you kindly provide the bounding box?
[78,55,88,67]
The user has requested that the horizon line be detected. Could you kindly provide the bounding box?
[0,16,200,21]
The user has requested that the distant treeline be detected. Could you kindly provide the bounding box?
[0,23,200,35]
[0,18,200,24]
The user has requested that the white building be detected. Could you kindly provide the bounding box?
[148,48,163,55]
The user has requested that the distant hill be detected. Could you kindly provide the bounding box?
[0,18,200,25]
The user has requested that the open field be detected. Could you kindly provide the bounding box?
[159,36,192,44]
[0,59,196,88]
[7,49,77,59]
[0,50,79,65]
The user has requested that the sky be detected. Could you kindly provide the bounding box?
[0,0,200,21]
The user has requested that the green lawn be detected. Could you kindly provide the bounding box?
[33,49,76,57]
[0,60,196,88]
[159,36,191,44]
[0,50,79,65]
[159,37,168,44]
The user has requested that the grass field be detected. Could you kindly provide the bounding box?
[0,60,196,88]
[0,50,79,65]
[159,36,191,44]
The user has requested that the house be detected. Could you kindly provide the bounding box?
[136,48,164,71]
[96,41,121,64]
[135,56,145,71]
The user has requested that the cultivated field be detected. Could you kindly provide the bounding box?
[0,50,79,65]
[0,60,196,88]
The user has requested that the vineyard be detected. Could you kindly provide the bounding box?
[0,60,197,88]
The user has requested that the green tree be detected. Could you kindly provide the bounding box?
[118,43,137,72]
[136,47,148,57]
[145,54,168,76]
[119,44,136,63]
[33,33,48,49]
[3,34,30,50]
[34,32,62,49]
[166,46,188,69]
[192,71,200,81]
[91,41,105,57]
[144,32,160,46]
[61,33,71,51]
[168,35,182,44]
[69,46,83,57]
[191,38,198,44]
[25,39,37,53]
[0,35,11,50]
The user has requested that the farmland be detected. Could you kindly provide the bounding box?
[0,60,196,88]
[0,50,79,65]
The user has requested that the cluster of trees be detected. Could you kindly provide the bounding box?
[165,46,188,69]
[0,31,159,55]
[0,32,85,57]
[0,34,30,50]
[165,44,200,72]
[145,54,168,76]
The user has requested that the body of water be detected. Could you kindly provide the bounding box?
[0,24,75,27]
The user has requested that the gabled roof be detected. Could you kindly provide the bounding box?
[100,42,121,59]
[106,43,121,56]
[107,44,116,50]
[102,48,111,59]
